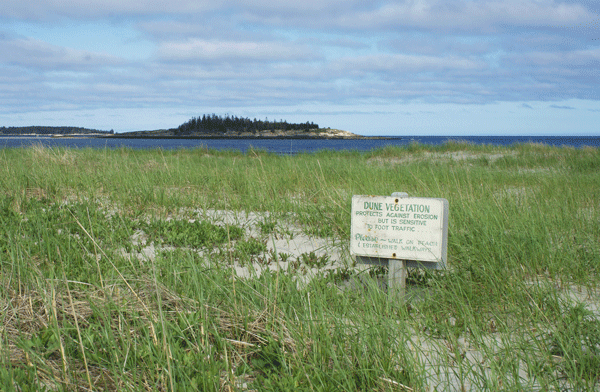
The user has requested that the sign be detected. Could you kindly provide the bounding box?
[351,195,448,264]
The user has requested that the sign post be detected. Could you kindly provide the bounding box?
[351,192,448,296]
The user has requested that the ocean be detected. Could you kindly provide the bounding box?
[0,135,598,154]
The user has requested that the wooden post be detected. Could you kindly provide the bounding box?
[389,192,408,297]
[388,259,406,297]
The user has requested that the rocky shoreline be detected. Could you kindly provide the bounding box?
[97,134,394,140]
[98,127,394,140]
[2,126,397,139]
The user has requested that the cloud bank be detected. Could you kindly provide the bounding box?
[1,0,599,134]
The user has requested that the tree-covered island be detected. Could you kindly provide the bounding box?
[113,114,362,139]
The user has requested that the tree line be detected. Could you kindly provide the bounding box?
[176,114,319,135]
[0,126,113,135]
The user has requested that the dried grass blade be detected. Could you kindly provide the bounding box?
[68,209,158,345]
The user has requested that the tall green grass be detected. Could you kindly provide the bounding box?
[0,142,599,390]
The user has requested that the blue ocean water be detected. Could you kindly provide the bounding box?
[0,135,598,154]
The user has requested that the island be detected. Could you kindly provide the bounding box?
[0,126,112,137]
[1,114,392,139]
[106,114,379,139]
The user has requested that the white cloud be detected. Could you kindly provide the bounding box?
[0,0,226,19]
[333,0,593,32]
[156,39,321,62]
[329,53,486,76]
[0,36,123,69]
[515,47,600,66]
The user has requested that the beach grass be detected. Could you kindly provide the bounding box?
[0,142,599,391]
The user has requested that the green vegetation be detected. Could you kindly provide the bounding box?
[175,114,319,135]
[0,142,599,391]
[114,114,323,137]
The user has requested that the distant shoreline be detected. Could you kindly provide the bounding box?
[98,134,397,140]
[0,134,396,140]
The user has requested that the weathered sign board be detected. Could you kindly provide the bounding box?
[351,194,448,269]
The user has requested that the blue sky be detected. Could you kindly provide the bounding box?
[1,0,599,135]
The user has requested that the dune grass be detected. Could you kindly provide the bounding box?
[0,142,599,391]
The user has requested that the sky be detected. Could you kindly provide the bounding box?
[1,0,600,136]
